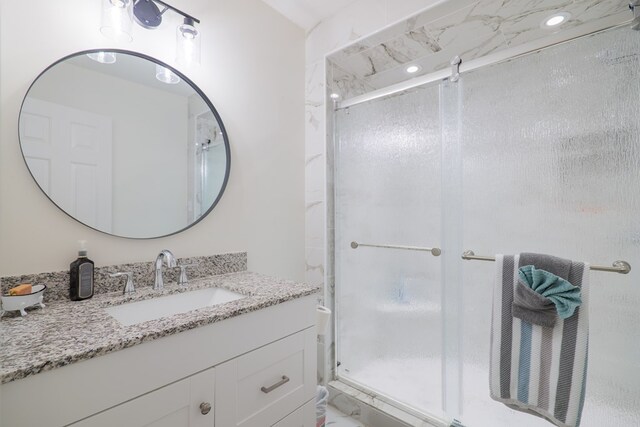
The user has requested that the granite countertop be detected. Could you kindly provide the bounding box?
[0,271,319,385]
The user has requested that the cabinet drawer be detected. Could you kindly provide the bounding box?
[71,367,215,427]
[216,327,316,427]
[272,399,315,427]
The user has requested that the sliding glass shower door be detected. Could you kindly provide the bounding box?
[457,26,640,426]
[334,25,639,426]
[334,83,445,418]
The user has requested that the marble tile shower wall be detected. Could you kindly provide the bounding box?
[326,0,629,99]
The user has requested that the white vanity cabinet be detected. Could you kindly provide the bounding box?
[0,295,317,427]
[272,400,315,427]
[71,368,216,427]
[215,328,316,427]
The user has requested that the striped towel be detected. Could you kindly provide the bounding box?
[490,254,590,427]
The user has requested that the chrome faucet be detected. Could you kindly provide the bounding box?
[110,271,135,295]
[153,249,177,291]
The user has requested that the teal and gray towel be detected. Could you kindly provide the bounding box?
[513,265,582,328]
[490,253,590,427]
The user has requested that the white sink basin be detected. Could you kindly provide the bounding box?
[105,287,245,326]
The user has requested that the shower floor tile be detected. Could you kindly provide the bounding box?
[327,405,368,426]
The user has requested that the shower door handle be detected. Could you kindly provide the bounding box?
[350,241,441,256]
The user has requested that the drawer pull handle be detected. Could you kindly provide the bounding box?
[261,375,290,393]
[200,402,212,415]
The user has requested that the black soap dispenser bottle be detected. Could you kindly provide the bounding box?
[70,240,94,301]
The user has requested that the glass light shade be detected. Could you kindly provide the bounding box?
[155,64,181,84]
[100,0,133,42]
[86,52,117,64]
[176,21,201,66]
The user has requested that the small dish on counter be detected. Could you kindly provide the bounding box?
[1,284,47,317]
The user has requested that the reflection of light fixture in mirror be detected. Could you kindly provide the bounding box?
[100,0,202,68]
[100,0,133,42]
[176,17,201,66]
[155,64,181,84]
[87,52,117,64]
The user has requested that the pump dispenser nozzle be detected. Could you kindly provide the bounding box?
[78,240,88,257]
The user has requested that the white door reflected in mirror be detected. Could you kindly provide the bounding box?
[19,50,230,238]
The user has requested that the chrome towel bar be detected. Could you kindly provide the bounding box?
[461,250,631,274]
[351,241,441,256]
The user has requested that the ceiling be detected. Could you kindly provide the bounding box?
[260,0,360,31]
[326,0,633,100]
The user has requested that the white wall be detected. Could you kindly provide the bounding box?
[0,0,305,281]
[27,62,190,237]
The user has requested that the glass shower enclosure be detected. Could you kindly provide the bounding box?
[334,25,640,427]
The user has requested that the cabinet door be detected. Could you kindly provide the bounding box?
[216,328,316,427]
[71,368,215,427]
[272,399,315,427]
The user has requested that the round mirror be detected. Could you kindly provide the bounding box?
[18,50,230,239]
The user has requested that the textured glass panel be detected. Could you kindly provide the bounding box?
[459,26,640,426]
[335,85,444,416]
[440,80,464,417]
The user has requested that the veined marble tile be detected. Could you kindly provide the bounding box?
[500,0,630,47]
[306,0,387,64]
[387,0,451,25]
[326,0,631,100]
[573,0,630,18]
[305,246,325,287]
[329,60,377,100]
[307,61,325,107]
[306,61,325,149]
[306,199,325,248]
[424,3,509,61]
[306,151,326,196]
[307,116,325,160]
[306,104,324,156]
[364,0,478,49]
[330,40,378,65]
[408,0,479,31]
[337,26,442,82]
[492,0,579,45]
[327,406,368,427]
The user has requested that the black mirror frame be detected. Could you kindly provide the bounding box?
[18,49,231,239]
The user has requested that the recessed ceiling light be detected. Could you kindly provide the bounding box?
[406,65,421,74]
[330,93,340,100]
[541,12,571,29]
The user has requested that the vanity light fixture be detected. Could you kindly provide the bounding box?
[330,93,340,100]
[406,64,421,74]
[541,12,571,29]
[155,64,181,84]
[87,51,117,64]
[100,0,134,42]
[176,17,201,66]
[100,0,202,66]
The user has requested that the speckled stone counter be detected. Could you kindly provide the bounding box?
[1,252,247,303]
[0,271,319,384]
